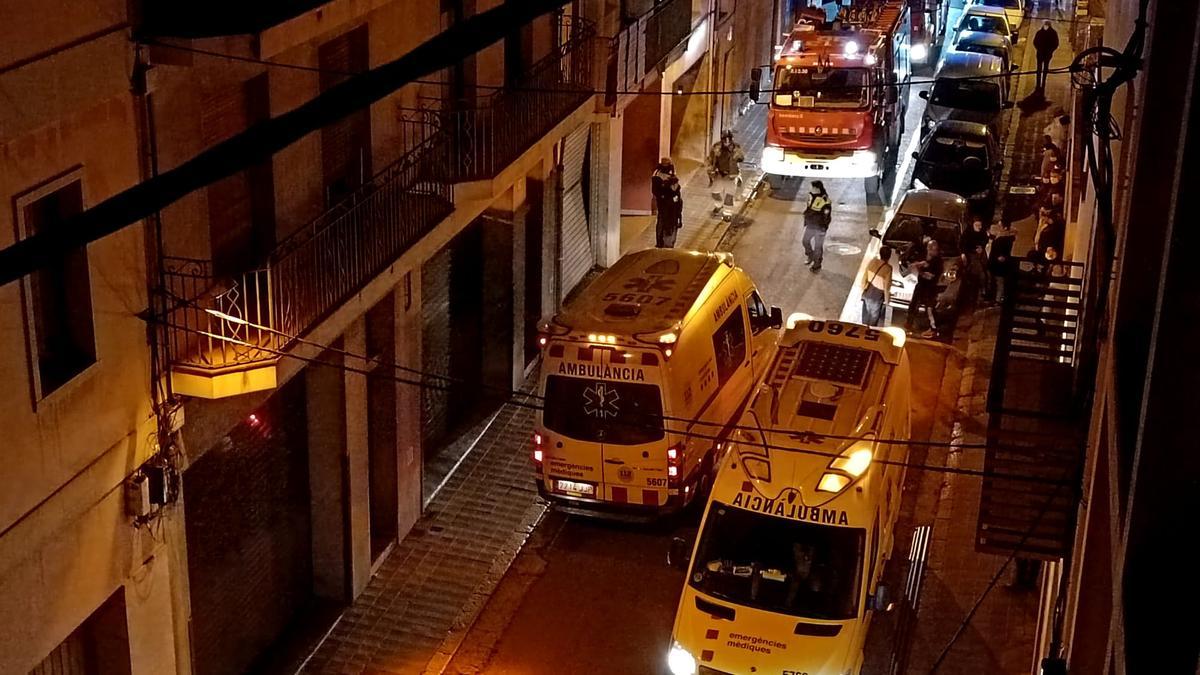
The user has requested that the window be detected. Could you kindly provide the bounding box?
[712,308,747,385]
[746,290,770,335]
[542,375,665,445]
[18,175,95,398]
[930,78,1002,112]
[689,501,865,619]
[774,67,871,109]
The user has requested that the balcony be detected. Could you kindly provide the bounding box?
[162,136,453,399]
[607,0,693,106]
[400,17,596,185]
[977,259,1087,559]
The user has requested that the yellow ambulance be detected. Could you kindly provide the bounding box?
[532,249,783,518]
[666,316,912,675]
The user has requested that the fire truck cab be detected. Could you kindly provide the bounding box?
[666,317,913,675]
[759,0,912,196]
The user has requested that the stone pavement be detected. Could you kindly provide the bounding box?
[903,5,1080,673]
[296,394,544,674]
[625,100,768,253]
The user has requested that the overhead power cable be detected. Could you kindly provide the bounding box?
[160,292,997,451]
[0,0,574,288]
[142,38,1076,96]
[153,316,1072,487]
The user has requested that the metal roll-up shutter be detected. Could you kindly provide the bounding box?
[558,124,593,297]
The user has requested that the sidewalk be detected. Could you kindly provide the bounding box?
[622,101,768,253]
[297,394,544,674]
[903,6,1079,673]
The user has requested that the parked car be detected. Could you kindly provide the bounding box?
[911,120,1003,211]
[867,189,969,316]
[955,4,1017,44]
[967,0,1025,41]
[920,51,1012,140]
[950,29,1015,74]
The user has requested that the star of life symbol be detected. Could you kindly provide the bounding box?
[583,382,621,419]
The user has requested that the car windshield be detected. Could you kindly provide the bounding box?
[773,66,870,109]
[921,134,990,168]
[930,78,1001,112]
[884,215,962,257]
[978,0,1021,9]
[542,375,664,445]
[689,501,865,620]
[960,14,1009,35]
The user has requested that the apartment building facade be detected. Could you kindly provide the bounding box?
[1020,0,1200,672]
[1,0,778,673]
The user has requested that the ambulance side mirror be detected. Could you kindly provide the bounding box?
[668,536,692,569]
[918,90,929,100]
[867,584,894,612]
[869,228,882,239]
[769,306,784,329]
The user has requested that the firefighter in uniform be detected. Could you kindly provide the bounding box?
[707,130,745,221]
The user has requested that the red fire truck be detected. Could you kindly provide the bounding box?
[757,0,912,195]
[909,0,949,65]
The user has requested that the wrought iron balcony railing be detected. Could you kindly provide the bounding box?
[400,17,597,184]
[162,135,453,393]
[608,0,693,104]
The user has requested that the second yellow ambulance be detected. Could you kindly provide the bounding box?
[667,316,913,675]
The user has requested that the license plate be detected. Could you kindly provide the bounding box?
[555,479,595,497]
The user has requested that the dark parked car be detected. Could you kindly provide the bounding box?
[867,189,970,317]
[911,120,1003,211]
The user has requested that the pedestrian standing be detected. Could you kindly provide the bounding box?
[802,180,832,273]
[652,158,683,248]
[905,239,944,338]
[860,246,893,326]
[960,218,991,302]
[988,220,1017,303]
[1033,20,1059,90]
[707,130,745,221]
[1039,136,1061,182]
[656,174,683,248]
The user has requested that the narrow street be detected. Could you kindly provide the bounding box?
[440,17,983,673]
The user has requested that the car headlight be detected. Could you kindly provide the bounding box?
[910,43,928,62]
[913,177,929,190]
[763,146,784,163]
[925,118,936,129]
[668,642,698,675]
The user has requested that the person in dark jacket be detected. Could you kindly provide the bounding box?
[905,239,944,338]
[656,174,683,248]
[987,220,1017,303]
[960,218,991,302]
[1033,21,1059,90]
[801,180,832,272]
[652,158,683,247]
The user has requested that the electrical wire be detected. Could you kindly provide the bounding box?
[159,290,1002,451]
[152,316,1073,486]
[140,37,1078,96]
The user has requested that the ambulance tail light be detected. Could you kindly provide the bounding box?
[667,443,683,487]
[532,433,545,467]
